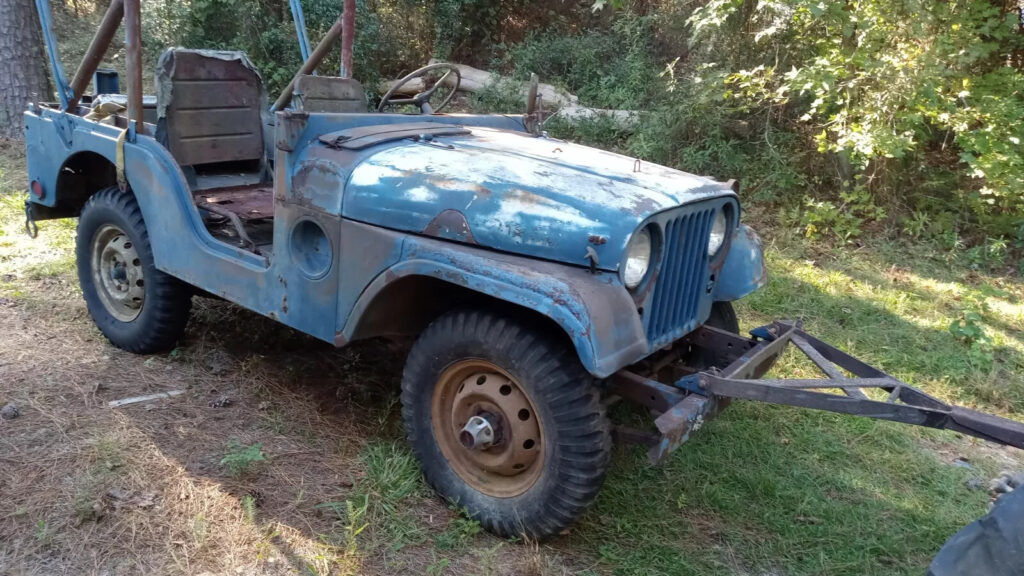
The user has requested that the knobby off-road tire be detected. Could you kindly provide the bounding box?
[76,186,192,353]
[693,300,741,370]
[707,301,740,334]
[401,309,611,540]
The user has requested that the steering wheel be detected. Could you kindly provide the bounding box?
[378,63,462,114]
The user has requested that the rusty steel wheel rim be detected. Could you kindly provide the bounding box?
[91,224,145,322]
[431,359,544,498]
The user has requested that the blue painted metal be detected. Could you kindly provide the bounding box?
[750,325,778,342]
[672,374,705,395]
[713,224,768,302]
[34,0,73,109]
[341,127,735,272]
[288,0,314,69]
[23,61,764,380]
[93,69,119,94]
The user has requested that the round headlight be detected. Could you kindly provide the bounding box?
[708,210,728,256]
[623,226,653,289]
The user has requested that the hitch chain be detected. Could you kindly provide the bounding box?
[24,201,38,239]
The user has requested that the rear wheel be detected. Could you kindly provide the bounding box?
[689,301,741,371]
[401,309,611,539]
[706,301,739,333]
[76,187,192,353]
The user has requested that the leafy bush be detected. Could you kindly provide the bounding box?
[687,0,1024,237]
[497,12,658,109]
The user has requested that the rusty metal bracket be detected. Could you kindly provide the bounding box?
[197,202,261,255]
[615,320,1024,465]
[24,201,38,238]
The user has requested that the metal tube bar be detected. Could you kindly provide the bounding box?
[340,0,356,78]
[123,0,144,135]
[34,0,72,109]
[717,377,900,389]
[791,334,868,399]
[289,0,313,62]
[68,0,124,110]
[273,15,345,112]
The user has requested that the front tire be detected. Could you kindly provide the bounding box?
[76,187,191,353]
[401,309,611,539]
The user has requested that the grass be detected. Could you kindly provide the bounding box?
[1,128,1023,576]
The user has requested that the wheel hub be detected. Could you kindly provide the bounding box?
[91,224,145,322]
[432,360,544,498]
[460,414,497,450]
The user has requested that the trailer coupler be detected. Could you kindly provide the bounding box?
[612,320,1024,464]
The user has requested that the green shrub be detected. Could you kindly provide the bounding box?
[220,440,266,477]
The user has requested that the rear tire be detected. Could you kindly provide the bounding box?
[706,301,740,334]
[401,308,611,540]
[76,187,191,353]
[691,301,741,371]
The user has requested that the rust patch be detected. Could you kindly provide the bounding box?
[281,295,289,314]
[588,235,607,246]
[426,176,492,197]
[506,188,545,206]
[194,185,274,221]
[423,210,477,244]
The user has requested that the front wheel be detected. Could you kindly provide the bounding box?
[76,187,192,353]
[401,309,611,539]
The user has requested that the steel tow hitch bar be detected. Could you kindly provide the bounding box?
[612,320,1024,464]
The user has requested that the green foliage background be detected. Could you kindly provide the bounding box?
[66,0,1024,269]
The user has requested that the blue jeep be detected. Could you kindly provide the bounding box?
[23,0,1024,539]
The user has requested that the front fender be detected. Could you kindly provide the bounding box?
[713,224,767,302]
[342,235,649,378]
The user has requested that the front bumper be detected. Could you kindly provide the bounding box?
[611,320,1024,464]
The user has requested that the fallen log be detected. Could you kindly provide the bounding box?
[379,61,640,130]
[427,59,638,130]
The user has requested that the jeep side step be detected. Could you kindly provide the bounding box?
[612,321,1024,464]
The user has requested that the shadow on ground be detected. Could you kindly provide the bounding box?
[2,224,1023,576]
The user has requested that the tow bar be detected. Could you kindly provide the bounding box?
[611,321,1024,464]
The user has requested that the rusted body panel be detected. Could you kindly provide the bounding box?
[338,225,648,377]
[341,127,736,272]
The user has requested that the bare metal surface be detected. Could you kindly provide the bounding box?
[195,185,274,221]
[341,0,355,78]
[123,0,144,135]
[460,416,496,450]
[630,320,1024,463]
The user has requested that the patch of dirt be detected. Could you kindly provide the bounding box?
[0,274,588,575]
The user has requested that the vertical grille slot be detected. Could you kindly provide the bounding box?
[644,208,714,346]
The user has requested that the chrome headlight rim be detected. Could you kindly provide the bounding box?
[707,204,734,259]
[622,224,657,291]
[712,207,729,254]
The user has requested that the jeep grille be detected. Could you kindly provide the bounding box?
[643,207,716,347]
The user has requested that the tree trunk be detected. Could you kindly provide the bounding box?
[0,0,52,139]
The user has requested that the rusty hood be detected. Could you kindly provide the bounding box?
[341,126,734,272]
